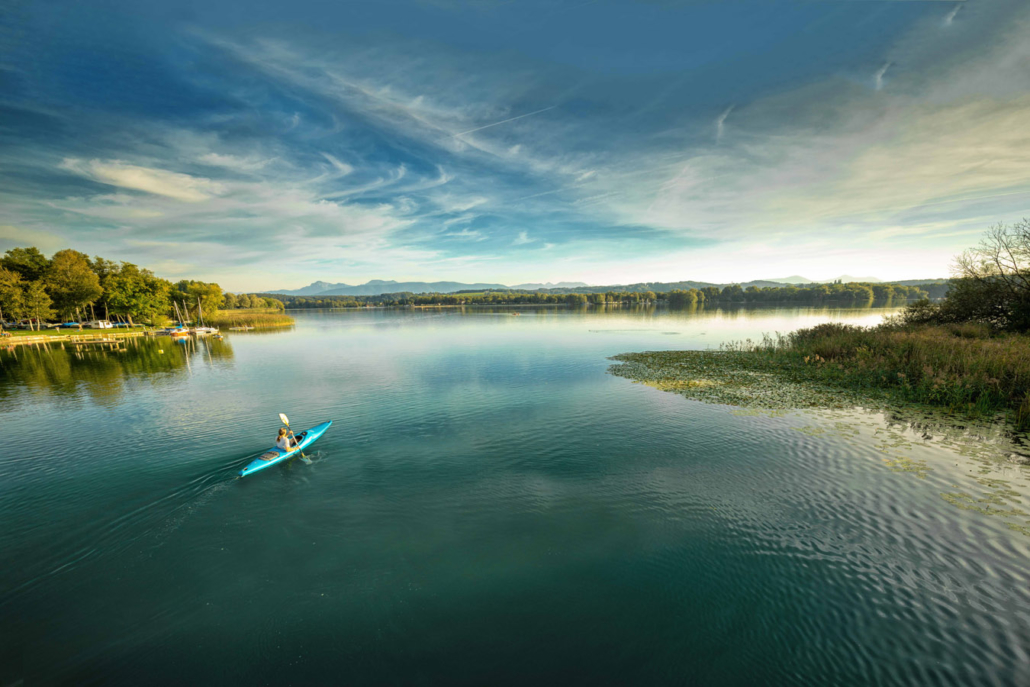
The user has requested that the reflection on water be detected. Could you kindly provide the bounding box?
[0,335,234,406]
[5,304,1030,685]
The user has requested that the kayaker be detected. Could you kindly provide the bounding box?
[276,427,297,451]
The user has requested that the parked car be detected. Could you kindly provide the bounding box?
[60,322,81,328]
[112,322,130,328]
[85,320,114,329]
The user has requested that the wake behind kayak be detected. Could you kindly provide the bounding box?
[239,420,333,477]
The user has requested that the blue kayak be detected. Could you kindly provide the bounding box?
[239,420,333,477]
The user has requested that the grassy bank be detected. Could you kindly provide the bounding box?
[207,308,294,329]
[611,323,1030,431]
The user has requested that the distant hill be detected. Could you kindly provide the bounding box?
[835,275,882,284]
[269,279,512,296]
[763,275,883,284]
[271,281,352,296]
[268,275,942,298]
[764,276,814,284]
[510,281,588,290]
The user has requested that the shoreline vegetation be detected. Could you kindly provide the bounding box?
[1,308,294,337]
[1,246,293,332]
[206,308,294,329]
[611,222,1030,434]
[265,280,938,310]
[610,323,1030,433]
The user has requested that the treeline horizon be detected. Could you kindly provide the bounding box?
[1,244,943,324]
[263,280,936,309]
[0,246,284,328]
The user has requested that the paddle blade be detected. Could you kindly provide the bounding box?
[279,412,290,426]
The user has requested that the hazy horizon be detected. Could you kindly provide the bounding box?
[3,0,1028,291]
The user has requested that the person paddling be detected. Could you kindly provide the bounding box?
[276,427,297,451]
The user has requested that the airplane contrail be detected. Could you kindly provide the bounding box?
[452,106,557,137]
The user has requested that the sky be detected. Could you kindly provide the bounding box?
[2,0,1029,291]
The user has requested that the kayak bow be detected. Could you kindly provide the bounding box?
[239,420,333,477]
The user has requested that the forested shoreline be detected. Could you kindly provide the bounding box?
[0,247,284,329]
[611,222,1030,432]
[0,244,942,327]
[264,280,935,310]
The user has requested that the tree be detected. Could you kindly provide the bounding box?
[565,293,588,306]
[904,220,1030,332]
[262,297,285,311]
[23,280,54,328]
[174,280,223,319]
[721,284,745,302]
[222,292,238,309]
[89,256,121,317]
[47,249,102,319]
[944,220,1030,331]
[107,263,171,324]
[668,289,698,307]
[0,267,26,321]
[2,247,50,282]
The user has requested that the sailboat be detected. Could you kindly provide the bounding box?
[192,297,219,336]
[157,301,190,338]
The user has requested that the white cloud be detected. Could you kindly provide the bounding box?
[715,105,734,141]
[444,228,486,241]
[944,4,961,27]
[874,62,892,91]
[321,153,354,176]
[59,158,225,202]
[0,224,66,252]
[199,153,273,172]
[512,231,534,245]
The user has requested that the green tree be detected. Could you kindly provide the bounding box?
[720,284,745,302]
[904,220,1030,332]
[174,280,223,319]
[262,297,285,311]
[668,289,698,307]
[107,263,171,324]
[89,256,121,316]
[565,293,588,306]
[0,267,26,321]
[23,280,54,328]
[2,247,51,282]
[47,249,103,319]
[222,292,239,309]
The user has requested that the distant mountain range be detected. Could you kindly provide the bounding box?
[266,275,944,298]
[765,275,884,284]
[268,279,590,297]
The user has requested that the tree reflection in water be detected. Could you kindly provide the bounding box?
[0,336,234,405]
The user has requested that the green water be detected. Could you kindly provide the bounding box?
[3,306,1029,685]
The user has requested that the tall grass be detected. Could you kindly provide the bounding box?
[208,309,294,329]
[728,323,1030,431]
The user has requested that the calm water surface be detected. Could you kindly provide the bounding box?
[3,306,1029,685]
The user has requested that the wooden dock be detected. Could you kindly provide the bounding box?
[2,330,148,349]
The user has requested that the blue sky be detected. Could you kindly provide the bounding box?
[2,0,1029,290]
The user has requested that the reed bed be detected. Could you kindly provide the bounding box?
[208,310,294,329]
[726,323,1030,430]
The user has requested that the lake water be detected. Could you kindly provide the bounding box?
[3,306,1029,685]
